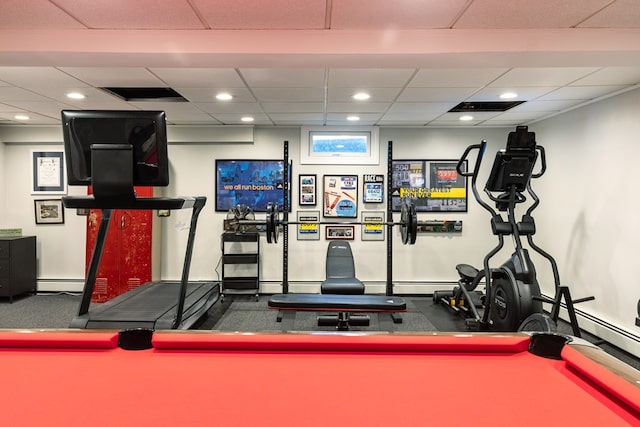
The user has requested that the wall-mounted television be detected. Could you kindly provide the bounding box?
[61,110,169,187]
[215,159,290,212]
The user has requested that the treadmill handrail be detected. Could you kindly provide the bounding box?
[70,195,207,329]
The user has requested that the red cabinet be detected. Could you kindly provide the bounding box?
[85,187,160,303]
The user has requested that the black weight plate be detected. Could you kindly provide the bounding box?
[400,203,409,244]
[409,202,417,245]
[265,203,273,244]
[272,203,279,244]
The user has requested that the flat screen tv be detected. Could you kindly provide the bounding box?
[61,110,169,187]
[215,159,290,212]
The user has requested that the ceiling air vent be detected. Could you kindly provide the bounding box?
[101,87,187,102]
[448,101,525,112]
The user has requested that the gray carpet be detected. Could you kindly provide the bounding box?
[212,295,438,332]
[0,293,80,328]
[1,292,638,371]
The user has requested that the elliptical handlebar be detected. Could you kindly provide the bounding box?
[457,141,486,177]
[531,146,546,179]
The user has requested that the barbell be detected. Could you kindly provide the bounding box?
[227,201,418,245]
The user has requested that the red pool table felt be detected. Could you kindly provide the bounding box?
[0,330,638,426]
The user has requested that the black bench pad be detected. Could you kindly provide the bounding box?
[268,294,406,312]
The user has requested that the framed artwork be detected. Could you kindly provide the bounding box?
[299,174,317,206]
[323,175,358,218]
[34,199,65,224]
[361,211,385,241]
[391,160,468,212]
[296,210,320,241]
[215,159,291,212]
[325,225,355,240]
[31,150,66,194]
[363,174,384,204]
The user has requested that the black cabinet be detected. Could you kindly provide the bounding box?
[0,236,36,303]
[221,232,259,301]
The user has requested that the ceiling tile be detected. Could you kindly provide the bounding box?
[326,102,391,113]
[196,102,264,114]
[454,0,612,29]
[252,88,325,102]
[176,87,255,103]
[192,0,326,29]
[52,0,204,29]
[262,102,324,113]
[207,113,270,125]
[578,1,640,28]
[537,85,629,101]
[489,68,601,87]
[331,0,469,29]
[0,67,88,88]
[150,68,245,88]
[508,99,585,112]
[328,87,404,102]
[386,102,454,114]
[408,68,509,88]
[0,87,52,102]
[328,69,414,87]
[397,87,479,102]
[58,67,166,87]
[571,67,640,86]
[0,0,84,29]
[240,69,326,88]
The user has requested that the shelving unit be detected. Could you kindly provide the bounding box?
[221,232,260,301]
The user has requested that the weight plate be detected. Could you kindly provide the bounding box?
[271,204,279,244]
[400,203,409,244]
[409,202,417,245]
[265,203,273,244]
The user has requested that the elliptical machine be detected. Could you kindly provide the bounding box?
[435,126,592,333]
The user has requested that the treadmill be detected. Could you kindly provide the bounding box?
[61,110,219,330]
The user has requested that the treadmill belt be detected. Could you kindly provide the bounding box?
[72,281,219,329]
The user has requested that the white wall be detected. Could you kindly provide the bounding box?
[528,87,640,354]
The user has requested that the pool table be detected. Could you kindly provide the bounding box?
[0,329,639,426]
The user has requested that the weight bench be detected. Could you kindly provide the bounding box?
[269,241,406,330]
[268,293,407,331]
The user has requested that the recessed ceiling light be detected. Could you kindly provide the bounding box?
[241,116,254,122]
[500,92,518,99]
[352,93,370,101]
[66,92,86,100]
[14,114,30,121]
[347,115,360,121]
[459,115,474,121]
[216,92,233,101]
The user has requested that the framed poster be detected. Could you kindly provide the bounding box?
[297,210,320,240]
[323,175,358,218]
[361,211,385,241]
[363,174,384,203]
[325,225,355,240]
[391,160,467,212]
[31,150,66,194]
[299,174,317,206]
[34,199,64,224]
[215,159,291,212]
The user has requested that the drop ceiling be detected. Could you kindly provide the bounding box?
[0,0,639,127]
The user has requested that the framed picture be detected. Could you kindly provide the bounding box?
[31,150,66,194]
[34,199,65,224]
[361,211,385,241]
[323,175,358,218]
[299,174,317,206]
[297,210,320,241]
[391,160,468,212]
[215,159,291,212]
[363,174,384,204]
[325,225,355,240]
